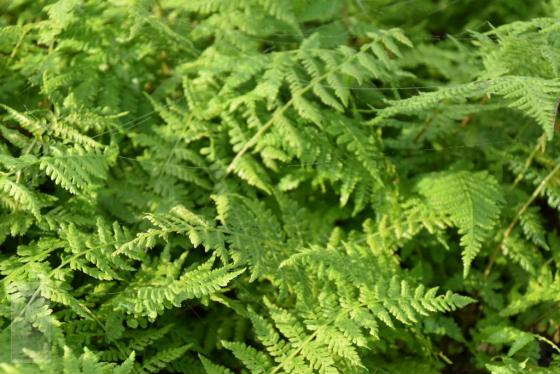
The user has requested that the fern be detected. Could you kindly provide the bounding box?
[2,0,560,372]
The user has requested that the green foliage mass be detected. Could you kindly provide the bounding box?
[1,0,560,372]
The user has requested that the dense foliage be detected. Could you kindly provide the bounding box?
[1,0,560,372]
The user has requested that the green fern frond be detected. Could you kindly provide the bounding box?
[139,344,191,373]
[221,340,273,373]
[417,171,504,276]
[0,176,43,219]
[488,77,560,139]
[40,146,108,195]
[199,355,235,374]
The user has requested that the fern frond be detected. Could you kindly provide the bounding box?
[114,258,244,320]
[139,344,191,373]
[199,355,235,374]
[488,76,560,139]
[221,341,273,373]
[0,176,44,219]
[417,171,504,276]
[519,207,549,250]
[40,146,108,195]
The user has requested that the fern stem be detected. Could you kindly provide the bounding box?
[512,134,547,187]
[269,327,322,374]
[535,335,560,355]
[484,163,560,279]
[413,104,444,143]
[8,26,30,64]
[226,104,290,174]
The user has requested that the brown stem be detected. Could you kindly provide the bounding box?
[484,163,560,279]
